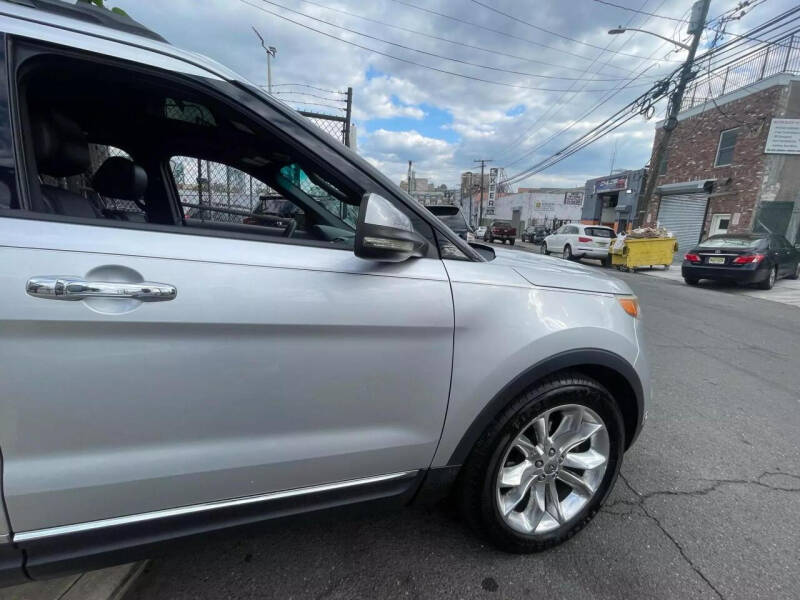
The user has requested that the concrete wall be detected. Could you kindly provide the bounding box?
[582,169,647,226]
[492,189,583,227]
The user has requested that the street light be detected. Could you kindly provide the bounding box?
[252,26,277,94]
[607,27,691,51]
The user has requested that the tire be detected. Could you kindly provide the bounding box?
[684,277,699,286]
[458,372,624,553]
[543,243,549,256]
[757,266,778,290]
[510,239,516,246]
[601,255,611,268]
[789,262,800,280]
[563,245,573,261]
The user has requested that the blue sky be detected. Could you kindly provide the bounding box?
[115,0,795,189]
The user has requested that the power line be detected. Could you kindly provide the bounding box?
[248,0,645,82]
[240,0,654,92]
[591,0,686,23]
[272,83,346,94]
[388,0,658,73]
[469,0,683,62]
[272,90,347,103]
[293,0,640,79]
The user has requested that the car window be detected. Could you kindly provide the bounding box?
[585,227,616,238]
[701,236,763,248]
[279,163,358,229]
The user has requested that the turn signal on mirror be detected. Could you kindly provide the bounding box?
[617,296,640,318]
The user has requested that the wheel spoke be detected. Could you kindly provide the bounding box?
[551,406,583,442]
[545,480,564,524]
[563,448,607,470]
[514,434,541,458]
[532,415,549,446]
[500,476,534,515]
[554,421,603,452]
[499,460,531,488]
[524,480,547,531]
[557,469,594,497]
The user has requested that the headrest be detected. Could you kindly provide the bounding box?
[31,111,90,177]
[92,156,148,200]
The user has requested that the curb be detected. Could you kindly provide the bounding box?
[0,562,147,600]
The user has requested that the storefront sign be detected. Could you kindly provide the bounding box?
[594,176,628,193]
[564,191,584,205]
[534,201,556,210]
[765,119,800,154]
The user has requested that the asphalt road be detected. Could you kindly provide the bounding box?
[128,260,800,600]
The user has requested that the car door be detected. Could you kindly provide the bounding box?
[550,226,565,251]
[0,40,454,536]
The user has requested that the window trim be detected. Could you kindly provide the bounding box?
[714,127,739,167]
[7,38,444,259]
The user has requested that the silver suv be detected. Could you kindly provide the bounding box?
[0,1,648,585]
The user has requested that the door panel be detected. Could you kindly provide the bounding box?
[0,217,453,532]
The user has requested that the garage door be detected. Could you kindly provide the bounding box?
[656,193,708,254]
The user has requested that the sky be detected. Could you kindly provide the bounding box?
[113,0,794,190]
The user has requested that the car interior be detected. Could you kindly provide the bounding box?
[16,54,362,247]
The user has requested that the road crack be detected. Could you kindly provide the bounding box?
[617,473,726,600]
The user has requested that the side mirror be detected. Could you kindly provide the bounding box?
[354,193,428,262]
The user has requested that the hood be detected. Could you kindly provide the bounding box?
[490,247,632,295]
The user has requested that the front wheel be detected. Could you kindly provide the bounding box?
[458,372,624,553]
[788,262,800,280]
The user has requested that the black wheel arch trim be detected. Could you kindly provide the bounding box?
[447,348,644,466]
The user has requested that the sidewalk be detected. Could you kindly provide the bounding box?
[640,265,800,308]
[0,563,146,600]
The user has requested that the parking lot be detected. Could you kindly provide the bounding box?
[128,251,800,600]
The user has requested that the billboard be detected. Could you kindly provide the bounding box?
[594,176,628,193]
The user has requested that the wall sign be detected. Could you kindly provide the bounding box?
[765,119,800,154]
[594,176,628,193]
[564,191,584,205]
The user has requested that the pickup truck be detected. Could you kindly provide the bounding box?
[484,220,517,245]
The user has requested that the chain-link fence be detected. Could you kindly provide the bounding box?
[298,110,351,147]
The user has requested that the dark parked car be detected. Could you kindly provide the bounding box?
[426,205,472,241]
[682,233,800,289]
[485,220,517,245]
[522,225,548,244]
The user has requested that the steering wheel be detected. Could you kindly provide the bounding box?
[282,218,297,238]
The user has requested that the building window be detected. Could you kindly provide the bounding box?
[714,128,738,167]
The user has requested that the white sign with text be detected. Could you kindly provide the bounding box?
[765,119,800,154]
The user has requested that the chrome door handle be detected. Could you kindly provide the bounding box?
[26,277,177,302]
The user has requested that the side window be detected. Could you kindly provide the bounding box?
[715,128,738,167]
[169,156,304,230]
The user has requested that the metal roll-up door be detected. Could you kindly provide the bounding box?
[656,192,708,254]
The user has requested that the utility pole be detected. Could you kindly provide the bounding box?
[636,0,711,225]
[407,160,413,196]
[344,87,353,147]
[474,159,492,225]
[252,27,277,93]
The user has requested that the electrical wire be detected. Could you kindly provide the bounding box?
[387,0,661,73]
[248,0,646,82]
[271,83,346,94]
[239,0,654,92]
[591,0,686,22]
[293,0,642,78]
[469,0,683,62]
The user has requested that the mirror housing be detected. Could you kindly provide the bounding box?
[354,193,428,262]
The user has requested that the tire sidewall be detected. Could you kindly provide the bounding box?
[475,381,624,550]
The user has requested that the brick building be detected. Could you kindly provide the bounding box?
[644,65,800,251]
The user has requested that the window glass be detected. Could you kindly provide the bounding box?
[715,129,738,166]
[585,227,616,238]
[278,163,357,229]
[701,236,763,248]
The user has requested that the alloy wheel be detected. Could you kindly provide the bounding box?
[495,404,609,535]
[563,246,572,260]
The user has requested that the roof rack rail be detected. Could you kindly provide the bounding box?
[10,0,168,43]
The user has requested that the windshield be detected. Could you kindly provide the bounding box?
[435,213,468,231]
[700,236,763,248]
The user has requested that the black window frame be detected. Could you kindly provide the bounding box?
[714,128,739,167]
[3,37,444,259]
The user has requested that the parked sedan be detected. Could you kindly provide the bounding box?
[682,233,800,289]
[522,225,548,244]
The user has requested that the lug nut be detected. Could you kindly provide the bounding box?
[548,448,556,456]
[535,460,544,467]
